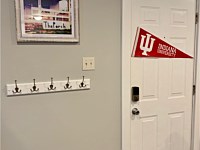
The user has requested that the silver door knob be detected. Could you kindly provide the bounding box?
[132,108,140,115]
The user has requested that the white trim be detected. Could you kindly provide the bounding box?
[193,1,200,150]
[0,0,2,148]
[194,2,200,149]
[122,0,132,150]
[194,46,200,150]
[197,2,200,149]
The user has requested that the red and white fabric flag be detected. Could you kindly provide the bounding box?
[132,27,193,58]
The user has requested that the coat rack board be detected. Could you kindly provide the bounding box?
[6,77,90,97]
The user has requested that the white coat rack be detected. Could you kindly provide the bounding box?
[6,76,90,97]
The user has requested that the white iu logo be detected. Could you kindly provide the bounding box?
[140,34,155,56]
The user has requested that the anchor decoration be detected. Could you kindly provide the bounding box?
[132,27,193,58]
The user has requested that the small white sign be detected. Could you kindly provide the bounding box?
[43,21,70,30]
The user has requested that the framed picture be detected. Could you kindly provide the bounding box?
[15,0,79,42]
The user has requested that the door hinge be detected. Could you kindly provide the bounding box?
[195,13,199,24]
[193,85,196,95]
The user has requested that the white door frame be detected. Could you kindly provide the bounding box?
[122,0,132,150]
[193,1,200,148]
[193,28,200,149]
[196,2,200,149]
[0,0,2,149]
[121,0,200,150]
[192,1,200,150]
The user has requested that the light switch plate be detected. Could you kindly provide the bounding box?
[82,57,95,70]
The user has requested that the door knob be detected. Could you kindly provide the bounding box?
[132,108,140,115]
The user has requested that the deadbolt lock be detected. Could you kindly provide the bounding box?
[132,86,139,102]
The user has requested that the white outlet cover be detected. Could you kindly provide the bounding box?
[83,57,95,70]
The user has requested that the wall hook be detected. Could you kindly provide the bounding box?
[48,77,56,91]
[12,80,22,94]
[64,77,72,89]
[79,76,87,88]
[30,79,39,92]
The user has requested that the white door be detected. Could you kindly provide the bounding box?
[122,0,196,150]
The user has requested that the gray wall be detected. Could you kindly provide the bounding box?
[1,0,121,150]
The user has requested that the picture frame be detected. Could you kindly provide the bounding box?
[15,0,79,42]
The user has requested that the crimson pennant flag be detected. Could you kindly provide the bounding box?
[132,27,193,58]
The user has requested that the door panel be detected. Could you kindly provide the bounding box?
[169,112,184,150]
[169,60,186,97]
[130,0,195,150]
[141,116,158,150]
[143,59,158,99]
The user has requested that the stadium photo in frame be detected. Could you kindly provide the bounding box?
[15,0,79,42]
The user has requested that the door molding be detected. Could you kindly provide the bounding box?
[194,28,200,149]
[0,0,1,148]
[122,0,132,150]
[121,0,199,150]
[193,1,200,149]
